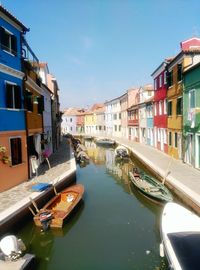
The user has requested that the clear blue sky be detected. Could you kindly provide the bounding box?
[3,0,200,109]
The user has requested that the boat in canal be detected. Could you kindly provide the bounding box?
[96,138,116,147]
[0,235,35,270]
[114,145,129,160]
[129,169,173,203]
[33,184,84,229]
[160,202,200,270]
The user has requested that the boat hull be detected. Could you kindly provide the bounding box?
[34,184,84,229]
[160,202,200,270]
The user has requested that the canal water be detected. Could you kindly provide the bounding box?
[15,141,168,270]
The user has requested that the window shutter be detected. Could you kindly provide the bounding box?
[11,35,17,56]
[6,83,13,108]
[25,91,33,111]
[11,138,22,165]
[38,95,44,114]
[0,27,6,49]
[15,85,22,109]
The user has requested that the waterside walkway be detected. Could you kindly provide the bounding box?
[0,138,76,232]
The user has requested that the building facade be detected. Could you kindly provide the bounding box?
[0,6,29,191]
[183,62,200,169]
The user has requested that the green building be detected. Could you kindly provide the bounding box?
[183,62,200,169]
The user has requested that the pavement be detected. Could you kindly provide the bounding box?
[1,135,200,227]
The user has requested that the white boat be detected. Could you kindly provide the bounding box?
[114,145,129,160]
[0,235,35,269]
[96,138,116,147]
[160,202,200,270]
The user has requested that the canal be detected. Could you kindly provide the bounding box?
[15,141,168,270]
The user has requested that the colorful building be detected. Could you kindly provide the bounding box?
[76,109,86,134]
[0,6,29,191]
[146,97,154,146]
[94,105,106,137]
[62,108,79,135]
[152,59,171,153]
[183,62,200,169]
[166,38,200,159]
[127,88,140,141]
[138,84,154,144]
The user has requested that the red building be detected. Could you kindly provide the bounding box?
[151,59,172,153]
[127,90,140,142]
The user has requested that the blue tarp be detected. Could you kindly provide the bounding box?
[31,183,52,191]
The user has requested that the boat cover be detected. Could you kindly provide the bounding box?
[167,232,200,270]
[31,183,52,191]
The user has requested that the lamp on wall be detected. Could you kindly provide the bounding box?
[33,96,38,104]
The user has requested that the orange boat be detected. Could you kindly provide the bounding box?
[34,184,84,230]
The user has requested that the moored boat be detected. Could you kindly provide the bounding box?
[114,145,129,160]
[0,235,35,270]
[96,138,116,147]
[160,202,200,270]
[33,184,84,229]
[129,170,173,203]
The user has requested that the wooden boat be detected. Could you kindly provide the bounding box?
[33,184,84,229]
[96,138,116,147]
[129,170,173,203]
[160,202,200,270]
[114,145,129,160]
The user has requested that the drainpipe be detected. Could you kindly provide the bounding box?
[21,35,30,179]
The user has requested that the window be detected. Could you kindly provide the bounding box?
[159,101,163,115]
[177,64,182,82]
[189,90,195,110]
[0,27,17,55]
[158,129,160,142]
[154,78,157,90]
[119,113,121,119]
[70,118,72,122]
[164,99,167,114]
[167,101,172,116]
[114,125,117,131]
[164,71,167,85]
[154,102,157,116]
[159,74,162,88]
[176,97,182,115]
[6,83,21,109]
[167,70,173,87]
[174,132,178,148]
[119,125,121,131]
[25,90,33,111]
[169,132,172,146]
[10,137,22,166]
[163,129,167,144]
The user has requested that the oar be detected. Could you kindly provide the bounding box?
[29,197,39,213]
[28,206,36,216]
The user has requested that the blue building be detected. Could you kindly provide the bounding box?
[146,98,154,146]
[0,5,29,191]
